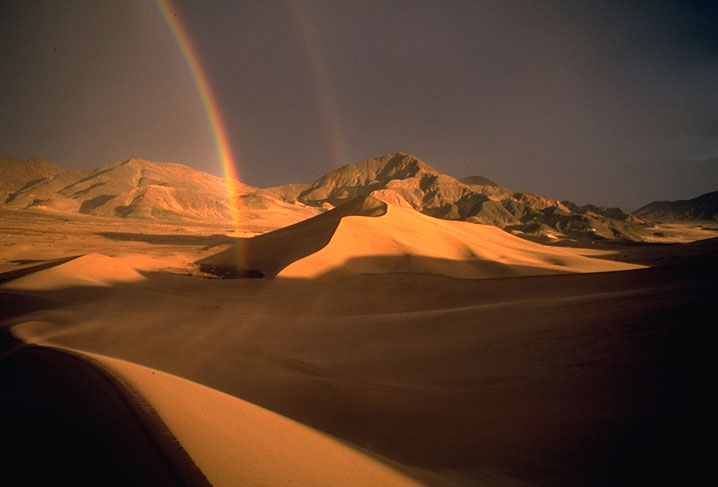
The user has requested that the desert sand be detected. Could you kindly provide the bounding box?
[1,200,716,486]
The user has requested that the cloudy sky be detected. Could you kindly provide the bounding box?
[1,0,717,210]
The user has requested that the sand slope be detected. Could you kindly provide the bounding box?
[2,205,715,485]
[2,237,715,485]
[277,197,644,279]
[0,335,210,486]
[200,195,643,279]
[1,253,144,290]
[86,353,422,487]
[199,195,387,278]
[10,321,421,487]
[5,258,715,485]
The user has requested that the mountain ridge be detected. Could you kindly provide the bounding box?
[634,191,718,222]
[0,155,322,230]
[284,152,650,241]
[2,152,716,240]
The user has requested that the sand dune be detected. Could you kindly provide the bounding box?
[1,253,144,290]
[4,256,715,485]
[277,197,644,279]
[87,352,422,487]
[199,195,387,278]
[201,195,644,279]
[11,322,421,487]
[1,206,715,486]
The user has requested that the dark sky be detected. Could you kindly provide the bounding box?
[1,0,717,210]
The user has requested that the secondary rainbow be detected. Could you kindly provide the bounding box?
[155,0,244,237]
[288,0,349,169]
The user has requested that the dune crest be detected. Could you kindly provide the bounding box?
[66,351,423,487]
[198,195,387,278]
[278,202,644,279]
[1,253,144,290]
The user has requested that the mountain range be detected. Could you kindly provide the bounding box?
[634,191,718,222]
[2,152,715,240]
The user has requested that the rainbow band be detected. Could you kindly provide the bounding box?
[155,0,243,236]
[288,0,347,169]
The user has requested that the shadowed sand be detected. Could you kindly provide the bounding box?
[0,330,209,487]
[4,255,715,485]
[199,195,387,277]
[82,352,422,487]
[201,196,644,279]
[277,201,644,278]
[1,202,716,485]
[6,321,423,487]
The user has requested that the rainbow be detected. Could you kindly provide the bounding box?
[287,1,348,169]
[155,0,243,231]
[155,1,347,272]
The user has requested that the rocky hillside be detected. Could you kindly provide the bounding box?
[6,151,712,241]
[279,152,648,241]
[633,192,718,222]
[0,155,320,229]
[0,155,84,213]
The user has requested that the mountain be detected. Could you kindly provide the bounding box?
[5,151,713,241]
[281,152,648,241]
[633,192,718,222]
[460,175,499,187]
[0,155,85,213]
[0,156,322,230]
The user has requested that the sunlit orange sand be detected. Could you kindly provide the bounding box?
[201,195,644,279]
[1,197,716,486]
[10,322,420,487]
[3,0,717,482]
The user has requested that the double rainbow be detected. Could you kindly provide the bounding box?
[155,1,347,272]
[288,0,348,168]
[155,0,243,236]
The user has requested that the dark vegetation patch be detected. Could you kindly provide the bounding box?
[198,263,264,279]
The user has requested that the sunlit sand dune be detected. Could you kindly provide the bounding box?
[1,253,144,290]
[10,320,423,487]
[201,195,644,279]
[280,199,645,278]
[1,202,715,486]
[89,353,422,487]
[199,195,387,277]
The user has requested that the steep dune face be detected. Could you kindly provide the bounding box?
[78,353,423,487]
[199,196,387,278]
[10,321,422,487]
[200,195,642,279]
[278,200,644,279]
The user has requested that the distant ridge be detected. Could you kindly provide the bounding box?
[2,151,715,240]
[634,191,718,222]
[460,175,499,187]
[0,155,322,230]
[282,152,649,241]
